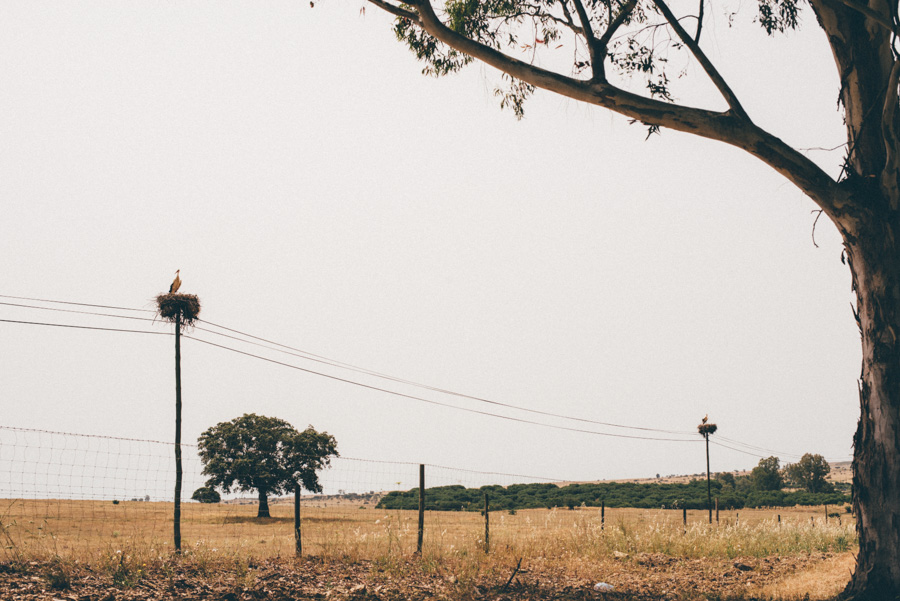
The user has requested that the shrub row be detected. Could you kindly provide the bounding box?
[376,480,848,511]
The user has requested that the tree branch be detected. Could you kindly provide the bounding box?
[367,0,844,214]
[652,0,749,120]
[834,0,895,32]
[369,0,421,23]
[694,0,704,43]
[881,61,900,206]
[570,0,602,80]
[597,0,637,52]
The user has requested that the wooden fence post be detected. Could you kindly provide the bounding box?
[417,464,424,555]
[484,493,490,554]
[294,485,302,556]
[715,498,719,524]
[601,500,605,531]
[683,507,687,533]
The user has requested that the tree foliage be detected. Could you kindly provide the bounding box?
[750,456,783,491]
[191,486,221,504]
[197,413,338,516]
[377,479,847,511]
[784,453,833,493]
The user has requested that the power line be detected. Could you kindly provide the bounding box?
[711,439,851,463]
[195,320,693,435]
[715,435,852,463]
[1,293,694,435]
[2,293,847,461]
[0,318,169,336]
[710,440,771,459]
[0,309,695,442]
[0,293,155,313]
[0,300,158,323]
[185,334,701,443]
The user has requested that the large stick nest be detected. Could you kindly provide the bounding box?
[156,293,201,326]
[698,423,718,436]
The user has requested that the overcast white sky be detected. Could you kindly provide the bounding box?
[0,0,860,490]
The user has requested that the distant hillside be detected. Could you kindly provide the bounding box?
[559,461,852,487]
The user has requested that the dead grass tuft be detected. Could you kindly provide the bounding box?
[746,551,854,600]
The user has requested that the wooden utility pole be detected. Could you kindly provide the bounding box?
[417,464,424,555]
[698,419,718,525]
[156,288,200,556]
[705,433,711,524]
[174,312,182,552]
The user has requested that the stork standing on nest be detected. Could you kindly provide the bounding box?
[169,270,182,294]
[702,414,708,424]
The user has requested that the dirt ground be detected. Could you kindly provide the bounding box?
[0,552,849,601]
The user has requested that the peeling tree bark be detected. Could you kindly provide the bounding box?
[840,189,900,599]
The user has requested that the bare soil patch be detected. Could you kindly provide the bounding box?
[0,552,846,601]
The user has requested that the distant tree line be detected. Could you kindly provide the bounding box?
[377,454,847,512]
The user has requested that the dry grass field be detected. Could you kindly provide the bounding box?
[0,498,857,600]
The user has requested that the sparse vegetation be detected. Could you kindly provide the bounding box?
[0,501,857,600]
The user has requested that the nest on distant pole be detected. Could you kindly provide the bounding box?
[698,423,718,437]
[156,293,201,329]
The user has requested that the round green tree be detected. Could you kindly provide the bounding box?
[750,456,783,491]
[197,413,338,517]
[191,486,221,504]
[784,453,833,494]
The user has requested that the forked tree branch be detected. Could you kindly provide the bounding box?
[365,0,844,215]
[597,0,638,52]
[652,0,749,120]
[569,0,602,80]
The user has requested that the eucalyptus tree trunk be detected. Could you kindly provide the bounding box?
[842,202,900,599]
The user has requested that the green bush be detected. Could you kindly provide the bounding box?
[376,479,848,512]
[191,486,221,504]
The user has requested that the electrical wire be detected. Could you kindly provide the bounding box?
[0,318,169,336]
[0,300,158,323]
[2,292,851,461]
[715,435,852,462]
[194,321,693,435]
[0,293,695,435]
[0,293,155,313]
[185,334,701,443]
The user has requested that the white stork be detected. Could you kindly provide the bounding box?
[702,414,708,424]
[169,270,182,294]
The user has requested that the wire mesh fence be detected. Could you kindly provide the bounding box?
[0,426,857,564]
[0,426,557,560]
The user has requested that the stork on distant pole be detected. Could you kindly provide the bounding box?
[156,275,200,554]
[698,418,718,525]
